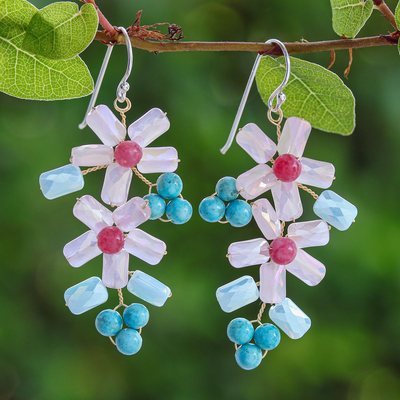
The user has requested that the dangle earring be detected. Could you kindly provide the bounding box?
[199,39,357,370]
[39,27,192,356]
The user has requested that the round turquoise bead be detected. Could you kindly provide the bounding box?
[216,176,239,202]
[156,173,183,199]
[225,200,252,227]
[115,328,142,355]
[235,343,263,370]
[95,309,123,337]
[123,303,149,329]
[254,323,281,350]
[227,318,254,345]
[166,198,193,224]
[143,193,166,220]
[199,196,225,223]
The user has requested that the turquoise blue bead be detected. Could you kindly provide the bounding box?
[254,323,281,350]
[95,309,123,337]
[216,176,238,202]
[225,200,252,227]
[227,318,254,345]
[199,196,225,222]
[166,198,192,224]
[123,303,149,329]
[143,193,166,219]
[235,343,262,370]
[115,328,142,355]
[156,173,183,199]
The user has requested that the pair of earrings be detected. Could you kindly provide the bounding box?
[39,33,357,369]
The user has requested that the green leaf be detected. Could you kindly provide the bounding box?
[395,1,400,54]
[330,0,374,38]
[256,56,355,135]
[22,2,98,60]
[0,0,93,100]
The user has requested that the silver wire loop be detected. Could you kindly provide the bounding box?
[116,26,133,103]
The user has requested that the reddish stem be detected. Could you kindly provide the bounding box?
[81,0,116,36]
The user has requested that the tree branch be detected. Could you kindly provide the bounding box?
[373,0,398,31]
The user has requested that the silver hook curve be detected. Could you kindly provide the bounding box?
[220,39,291,154]
[116,26,133,103]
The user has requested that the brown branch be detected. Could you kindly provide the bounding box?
[373,0,398,30]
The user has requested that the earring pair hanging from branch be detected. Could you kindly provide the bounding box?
[39,27,192,356]
[199,39,358,370]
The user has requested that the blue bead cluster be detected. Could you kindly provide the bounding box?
[144,173,193,224]
[95,303,150,355]
[227,318,281,370]
[199,177,252,227]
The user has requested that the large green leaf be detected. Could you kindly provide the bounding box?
[22,2,98,60]
[256,56,355,135]
[330,0,373,38]
[0,0,93,100]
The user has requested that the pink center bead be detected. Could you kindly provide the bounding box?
[273,154,302,182]
[114,141,143,168]
[97,226,125,254]
[270,237,297,265]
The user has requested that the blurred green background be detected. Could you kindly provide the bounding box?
[1,0,400,399]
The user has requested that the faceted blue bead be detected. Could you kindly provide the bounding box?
[40,164,84,200]
[166,198,193,224]
[313,190,357,231]
[199,196,225,223]
[227,318,254,345]
[115,328,142,355]
[156,172,183,199]
[235,343,262,370]
[95,309,123,336]
[216,176,239,202]
[254,323,281,350]
[64,277,108,315]
[143,193,166,219]
[225,200,252,227]
[123,303,150,329]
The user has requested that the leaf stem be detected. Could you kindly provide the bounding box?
[81,0,116,36]
[373,0,398,30]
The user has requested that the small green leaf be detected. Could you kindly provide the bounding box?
[256,57,355,135]
[22,2,98,60]
[395,1,400,54]
[330,0,374,38]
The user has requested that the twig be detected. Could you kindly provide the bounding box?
[373,0,398,31]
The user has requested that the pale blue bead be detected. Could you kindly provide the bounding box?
[227,318,254,345]
[95,309,123,336]
[235,343,262,370]
[216,176,238,202]
[40,164,84,200]
[123,303,150,329]
[64,277,108,315]
[225,200,252,227]
[115,328,142,355]
[166,198,193,224]
[143,193,166,219]
[313,190,357,231]
[199,196,225,223]
[156,173,183,199]
[127,270,171,307]
[254,323,281,350]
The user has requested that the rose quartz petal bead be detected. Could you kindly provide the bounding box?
[252,198,282,240]
[137,147,178,174]
[125,229,166,265]
[297,157,335,189]
[228,238,269,268]
[112,197,151,232]
[127,108,170,148]
[236,164,277,200]
[260,263,286,304]
[73,195,113,234]
[236,123,277,163]
[71,144,114,167]
[102,250,129,289]
[286,249,326,286]
[63,230,102,267]
[288,220,329,249]
[101,163,133,206]
[277,117,311,158]
[271,181,303,221]
[86,105,126,147]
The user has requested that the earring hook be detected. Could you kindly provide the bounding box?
[116,26,133,103]
[220,39,291,154]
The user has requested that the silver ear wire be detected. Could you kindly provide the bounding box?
[116,26,133,103]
